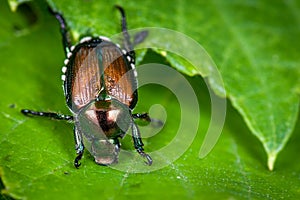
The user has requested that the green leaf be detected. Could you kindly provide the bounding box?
[211,1,300,171]
[7,0,30,12]
[1,0,300,199]
[43,0,300,170]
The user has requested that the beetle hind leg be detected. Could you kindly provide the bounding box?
[48,7,72,55]
[131,121,152,165]
[133,31,148,46]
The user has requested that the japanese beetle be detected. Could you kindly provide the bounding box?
[21,6,153,168]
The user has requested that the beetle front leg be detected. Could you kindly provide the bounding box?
[131,121,152,165]
[74,126,84,168]
[113,138,121,153]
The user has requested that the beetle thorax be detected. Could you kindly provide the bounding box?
[77,98,132,139]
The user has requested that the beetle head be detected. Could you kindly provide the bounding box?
[75,97,132,165]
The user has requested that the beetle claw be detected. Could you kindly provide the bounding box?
[74,153,83,168]
[74,161,81,169]
[137,150,152,166]
[144,154,153,166]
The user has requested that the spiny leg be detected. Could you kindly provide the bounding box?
[115,5,148,69]
[114,4,138,66]
[131,121,152,165]
[132,113,151,122]
[113,138,121,153]
[73,126,84,168]
[115,5,132,52]
[48,7,72,55]
[21,109,73,121]
[133,112,164,127]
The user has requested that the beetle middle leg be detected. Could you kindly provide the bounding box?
[133,113,164,127]
[132,113,151,122]
[131,121,152,165]
[21,109,73,121]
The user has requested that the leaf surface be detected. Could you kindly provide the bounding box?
[1,0,300,199]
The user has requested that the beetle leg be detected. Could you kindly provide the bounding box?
[131,121,152,165]
[21,109,73,121]
[132,113,151,122]
[115,5,138,63]
[113,138,121,151]
[74,126,84,168]
[133,31,148,46]
[133,113,164,127]
[115,6,132,52]
[48,7,72,55]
